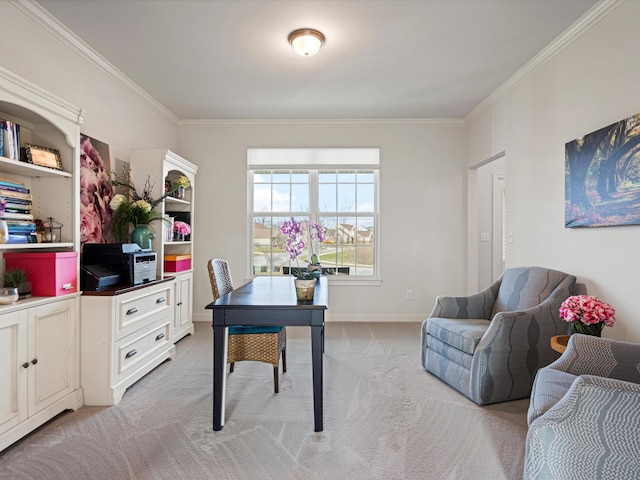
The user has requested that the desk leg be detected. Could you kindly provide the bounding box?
[212,322,227,431]
[311,323,324,432]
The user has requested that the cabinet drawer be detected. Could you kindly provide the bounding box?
[116,283,173,340]
[114,318,171,383]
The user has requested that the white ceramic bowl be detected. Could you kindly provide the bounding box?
[0,287,19,304]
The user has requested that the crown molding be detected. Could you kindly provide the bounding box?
[466,0,624,121]
[178,117,465,127]
[12,0,178,124]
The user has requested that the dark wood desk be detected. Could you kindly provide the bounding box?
[205,276,328,432]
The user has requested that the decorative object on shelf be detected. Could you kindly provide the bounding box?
[559,295,616,336]
[80,135,114,244]
[173,220,191,241]
[130,224,155,250]
[0,196,7,244]
[172,175,190,199]
[109,167,179,243]
[0,287,18,304]
[23,143,62,170]
[281,217,325,300]
[2,266,31,299]
[38,216,62,243]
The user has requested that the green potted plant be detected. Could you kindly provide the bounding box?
[3,267,31,299]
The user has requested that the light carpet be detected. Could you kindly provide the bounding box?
[0,322,529,479]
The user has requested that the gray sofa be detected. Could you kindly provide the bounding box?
[421,266,576,405]
[524,334,640,479]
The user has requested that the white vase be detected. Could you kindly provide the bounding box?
[294,278,317,301]
[0,220,8,244]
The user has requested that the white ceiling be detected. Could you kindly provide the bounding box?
[36,0,598,120]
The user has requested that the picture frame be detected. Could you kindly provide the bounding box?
[24,143,62,170]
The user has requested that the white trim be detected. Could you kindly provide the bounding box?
[466,0,624,121]
[13,0,178,124]
[179,118,465,126]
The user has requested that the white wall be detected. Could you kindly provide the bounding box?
[177,120,467,322]
[466,1,639,342]
[0,2,177,162]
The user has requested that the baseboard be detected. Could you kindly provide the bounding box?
[193,312,424,323]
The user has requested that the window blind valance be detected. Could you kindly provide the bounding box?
[247,148,380,169]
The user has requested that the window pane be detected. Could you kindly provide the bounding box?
[319,184,336,212]
[272,184,291,212]
[291,184,309,212]
[253,184,271,211]
[357,183,375,212]
[319,171,336,183]
[338,171,356,182]
[272,172,289,183]
[337,183,356,211]
[291,172,308,182]
[254,171,271,183]
[357,171,374,183]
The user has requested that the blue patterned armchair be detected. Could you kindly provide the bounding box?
[524,334,640,479]
[421,266,576,405]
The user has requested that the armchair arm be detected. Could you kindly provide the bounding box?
[428,278,501,320]
[524,375,640,479]
[548,334,640,383]
[469,282,573,404]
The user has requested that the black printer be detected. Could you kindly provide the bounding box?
[81,243,157,291]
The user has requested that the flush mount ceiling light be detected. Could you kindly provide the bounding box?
[288,28,325,56]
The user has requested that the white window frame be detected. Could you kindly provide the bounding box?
[248,148,381,285]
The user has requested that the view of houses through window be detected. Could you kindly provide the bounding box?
[251,168,378,277]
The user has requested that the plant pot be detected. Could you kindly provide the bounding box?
[295,278,317,301]
[17,282,31,300]
[570,321,603,337]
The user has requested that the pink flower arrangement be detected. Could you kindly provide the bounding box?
[174,221,191,236]
[281,217,325,279]
[559,295,615,336]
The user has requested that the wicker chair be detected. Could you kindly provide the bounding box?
[207,258,286,393]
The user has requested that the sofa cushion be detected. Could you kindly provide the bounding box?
[527,367,578,425]
[427,317,490,355]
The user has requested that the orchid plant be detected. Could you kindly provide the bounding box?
[559,295,616,336]
[281,217,325,280]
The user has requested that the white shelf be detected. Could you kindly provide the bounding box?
[0,156,72,178]
[0,242,73,250]
[165,196,190,206]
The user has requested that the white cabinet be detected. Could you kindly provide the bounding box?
[130,149,197,342]
[0,296,82,452]
[172,270,193,341]
[80,279,176,406]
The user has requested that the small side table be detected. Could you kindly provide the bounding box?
[551,335,570,354]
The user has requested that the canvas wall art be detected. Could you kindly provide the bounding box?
[80,134,114,244]
[565,113,640,227]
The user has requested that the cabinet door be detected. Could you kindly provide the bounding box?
[175,272,193,333]
[0,311,28,436]
[28,299,76,416]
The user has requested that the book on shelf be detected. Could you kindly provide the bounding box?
[5,233,37,244]
[0,212,34,220]
[3,197,32,206]
[0,189,31,201]
[4,205,31,214]
[1,120,20,161]
[6,220,36,233]
[0,177,27,190]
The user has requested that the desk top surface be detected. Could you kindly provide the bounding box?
[206,276,327,310]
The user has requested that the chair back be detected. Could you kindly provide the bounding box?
[492,266,574,316]
[208,258,234,301]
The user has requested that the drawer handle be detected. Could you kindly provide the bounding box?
[156,297,166,304]
[22,362,30,369]
[155,332,165,341]
[31,358,38,365]
[126,307,138,315]
[125,349,137,359]
[62,283,73,290]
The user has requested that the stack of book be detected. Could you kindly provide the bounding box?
[0,120,21,160]
[0,178,36,243]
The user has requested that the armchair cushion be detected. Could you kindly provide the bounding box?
[426,317,490,354]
